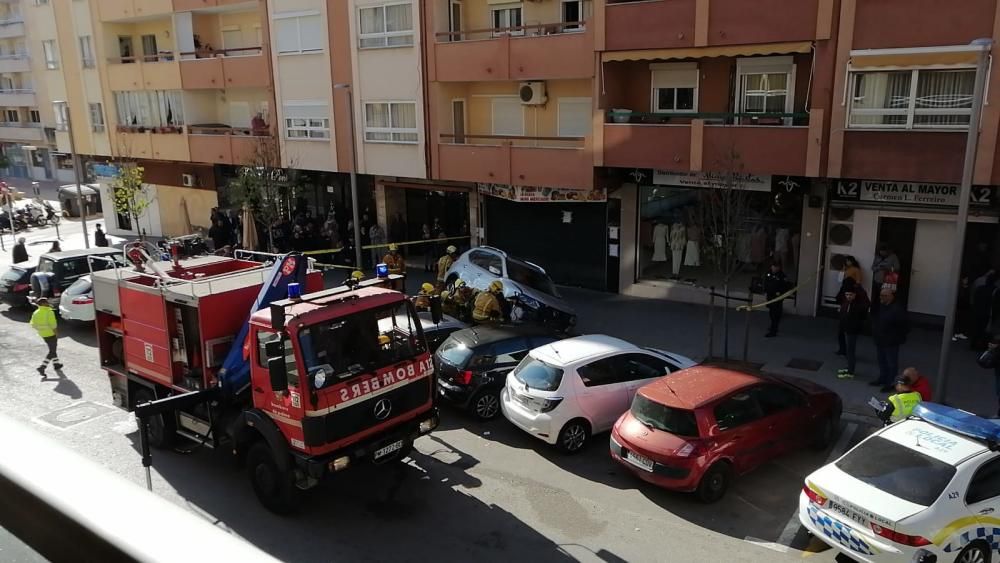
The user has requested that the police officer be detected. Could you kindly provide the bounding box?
[31,297,61,379]
[887,375,923,423]
[473,280,505,324]
[437,245,458,290]
[382,243,406,292]
[413,282,435,312]
[763,261,789,338]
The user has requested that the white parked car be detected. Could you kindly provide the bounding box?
[500,335,696,453]
[58,275,95,322]
[800,403,1000,563]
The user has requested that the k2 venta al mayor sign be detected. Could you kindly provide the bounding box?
[834,179,994,208]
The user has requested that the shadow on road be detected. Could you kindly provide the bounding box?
[48,371,82,400]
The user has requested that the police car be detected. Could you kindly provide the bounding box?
[800,403,1000,563]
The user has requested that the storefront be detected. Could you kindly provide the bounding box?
[375,179,473,257]
[823,179,1000,318]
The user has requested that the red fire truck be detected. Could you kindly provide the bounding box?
[91,245,439,513]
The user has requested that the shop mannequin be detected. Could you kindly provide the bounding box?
[685,223,701,267]
[775,227,790,268]
[652,220,668,263]
[750,226,767,265]
[670,222,686,276]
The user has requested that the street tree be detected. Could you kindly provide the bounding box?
[225,136,295,250]
[110,136,151,239]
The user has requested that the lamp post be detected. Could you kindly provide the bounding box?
[934,38,993,403]
[333,83,363,270]
[53,101,89,248]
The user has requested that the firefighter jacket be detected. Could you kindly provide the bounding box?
[383,252,405,275]
[437,255,454,282]
[473,291,502,323]
[31,305,57,338]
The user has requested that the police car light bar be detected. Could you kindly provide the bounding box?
[914,403,1000,450]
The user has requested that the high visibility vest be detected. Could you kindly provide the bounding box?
[30,306,57,338]
[889,391,922,422]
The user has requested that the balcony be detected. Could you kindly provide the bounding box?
[179,48,268,89]
[0,19,23,39]
[0,89,35,106]
[604,111,814,177]
[114,127,187,160]
[0,53,29,73]
[188,127,269,165]
[437,135,592,189]
[98,0,173,22]
[107,57,182,91]
[432,23,593,82]
[0,123,43,142]
[173,0,249,9]
[842,130,966,184]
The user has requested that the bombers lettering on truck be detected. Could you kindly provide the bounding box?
[338,356,434,403]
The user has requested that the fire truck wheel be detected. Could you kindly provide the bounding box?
[134,388,175,449]
[247,441,298,514]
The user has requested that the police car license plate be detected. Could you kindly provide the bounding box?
[625,450,654,472]
[827,500,868,527]
[374,439,404,461]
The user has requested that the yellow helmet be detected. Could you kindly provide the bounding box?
[489,280,503,293]
[440,290,451,300]
[421,282,434,293]
[351,270,364,280]
[378,334,390,346]
[454,278,466,288]
[446,245,458,254]
[388,243,398,251]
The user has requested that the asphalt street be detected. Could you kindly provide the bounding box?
[0,297,875,563]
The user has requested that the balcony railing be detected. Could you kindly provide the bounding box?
[0,52,26,60]
[178,46,263,60]
[115,124,184,134]
[440,133,584,148]
[436,21,586,42]
[189,125,267,136]
[0,88,33,94]
[437,133,591,188]
[606,110,810,127]
[108,52,176,64]
[0,17,22,25]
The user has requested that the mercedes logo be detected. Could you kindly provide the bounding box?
[373,398,392,420]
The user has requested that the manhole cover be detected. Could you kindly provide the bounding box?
[787,358,823,371]
[38,401,114,429]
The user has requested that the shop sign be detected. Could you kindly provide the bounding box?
[653,170,772,192]
[90,163,120,179]
[833,179,995,208]
[476,183,607,203]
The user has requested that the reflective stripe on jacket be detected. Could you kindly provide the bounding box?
[30,306,57,338]
[889,391,922,422]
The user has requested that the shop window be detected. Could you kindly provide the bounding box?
[848,68,975,129]
[636,183,802,292]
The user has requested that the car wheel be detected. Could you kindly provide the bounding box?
[133,388,175,449]
[696,462,732,503]
[247,441,298,515]
[471,389,501,421]
[557,419,591,454]
[811,415,839,451]
[956,541,991,563]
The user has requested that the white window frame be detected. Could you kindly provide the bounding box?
[650,62,699,113]
[41,39,58,69]
[283,101,330,141]
[557,97,592,138]
[490,3,523,37]
[79,35,94,68]
[89,102,104,132]
[561,0,592,32]
[53,103,67,131]
[28,109,40,123]
[735,56,795,115]
[363,101,418,144]
[358,2,414,49]
[847,67,977,130]
[272,12,324,55]
[490,96,524,136]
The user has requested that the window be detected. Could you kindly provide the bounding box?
[615,353,672,383]
[257,332,300,387]
[4,109,18,122]
[28,110,39,123]
[53,104,67,131]
[469,250,502,275]
[651,63,698,112]
[491,337,531,364]
[737,56,794,115]
[273,13,323,54]
[140,34,157,61]
[511,356,563,391]
[967,458,1000,504]
[557,97,591,138]
[751,384,803,415]
[283,102,330,140]
[359,3,414,49]
[41,40,58,69]
[836,436,956,506]
[849,69,976,129]
[713,392,763,430]
[507,259,558,296]
[491,97,523,136]
[114,91,184,127]
[577,357,619,387]
[561,0,592,31]
[630,394,699,436]
[364,101,417,143]
[89,102,104,132]
[491,3,522,36]
[79,35,94,68]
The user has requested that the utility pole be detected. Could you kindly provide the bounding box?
[333,84,363,269]
[55,101,89,248]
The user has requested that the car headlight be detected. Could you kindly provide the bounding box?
[518,294,541,310]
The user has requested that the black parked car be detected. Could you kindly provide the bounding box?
[0,263,36,307]
[435,325,565,420]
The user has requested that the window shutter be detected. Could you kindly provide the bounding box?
[274,19,298,53]
[558,98,591,137]
[299,16,323,51]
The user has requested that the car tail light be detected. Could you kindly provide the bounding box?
[12,283,28,292]
[674,440,709,458]
[802,484,827,506]
[71,296,94,305]
[455,370,473,385]
[522,395,562,413]
[870,523,931,547]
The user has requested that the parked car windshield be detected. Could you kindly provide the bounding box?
[2,267,28,282]
[511,356,563,391]
[631,394,700,437]
[66,277,92,296]
[506,259,559,297]
[835,436,956,506]
[437,338,475,367]
[36,258,55,274]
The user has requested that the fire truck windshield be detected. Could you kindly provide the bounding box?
[298,301,426,390]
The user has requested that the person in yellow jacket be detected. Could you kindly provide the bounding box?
[887,376,923,423]
[451,278,475,322]
[437,245,458,289]
[382,243,406,292]
[30,297,61,379]
[413,282,435,312]
[473,280,505,324]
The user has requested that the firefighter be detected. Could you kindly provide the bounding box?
[437,245,458,289]
[382,243,406,292]
[31,297,61,379]
[473,280,505,324]
[413,282,435,312]
[345,270,365,286]
[440,290,457,318]
[451,278,475,322]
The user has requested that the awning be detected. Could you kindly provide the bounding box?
[850,45,987,69]
[601,41,812,63]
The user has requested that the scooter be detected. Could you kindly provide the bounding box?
[0,210,27,232]
[23,201,51,227]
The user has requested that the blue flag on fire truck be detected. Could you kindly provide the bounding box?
[218,253,308,397]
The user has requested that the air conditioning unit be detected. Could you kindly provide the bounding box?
[519,81,547,105]
[181,173,196,187]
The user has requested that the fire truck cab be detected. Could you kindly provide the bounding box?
[92,246,438,512]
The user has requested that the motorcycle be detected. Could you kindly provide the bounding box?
[24,201,55,227]
[869,396,895,426]
[0,210,27,232]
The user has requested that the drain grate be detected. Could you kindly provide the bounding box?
[787,358,823,371]
[37,401,114,429]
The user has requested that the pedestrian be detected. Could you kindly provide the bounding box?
[421,223,433,272]
[369,222,386,268]
[900,367,932,402]
[871,244,900,314]
[437,245,458,289]
[49,240,61,253]
[953,274,971,342]
[30,297,61,379]
[972,272,998,350]
[979,335,1000,416]
[12,236,28,263]
[209,219,231,251]
[94,223,109,247]
[840,255,862,286]
[871,288,909,392]
[885,375,922,423]
[763,261,788,338]
[836,280,867,379]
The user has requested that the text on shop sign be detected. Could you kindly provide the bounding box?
[834,179,994,208]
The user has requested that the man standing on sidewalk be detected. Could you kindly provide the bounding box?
[12,237,28,264]
[836,280,867,379]
[763,262,788,338]
[871,288,908,392]
[30,297,61,380]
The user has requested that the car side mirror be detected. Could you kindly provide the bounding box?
[264,339,287,392]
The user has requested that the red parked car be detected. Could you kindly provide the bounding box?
[610,366,842,503]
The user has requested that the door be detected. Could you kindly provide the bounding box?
[617,353,673,399]
[449,0,462,41]
[141,34,158,61]
[749,383,808,456]
[712,391,769,473]
[964,457,1000,526]
[575,356,629,432]
[910,220,956,316]
[876,217,916,310]
[452,99,466,144]
[118,36,134,61]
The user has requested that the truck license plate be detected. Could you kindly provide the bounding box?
[374,440,404,461]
